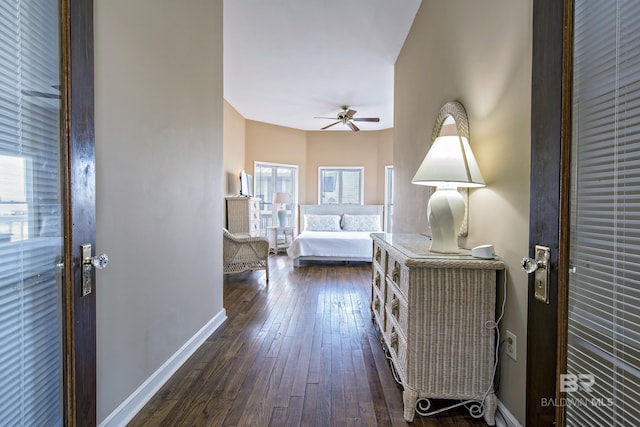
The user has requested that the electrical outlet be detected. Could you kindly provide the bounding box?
[505,330,517,361]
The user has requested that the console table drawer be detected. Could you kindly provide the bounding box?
[373,241,387,272]
[386,255,408,298]
[373,264,385,293]
[385,280,408,334]
[372,286,385,328]
[384,313,408,380]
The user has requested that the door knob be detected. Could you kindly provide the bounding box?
[522,245,551,304]
[86,253,109,269]
[521,245,550,274]
[81,244,108,297]
[521,256,545,273]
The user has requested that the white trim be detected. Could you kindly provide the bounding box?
[495,399,522,427]
[98,309,227,427]
[252,159,298,169]
[384,165,393,232]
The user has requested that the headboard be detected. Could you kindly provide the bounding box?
[300,204,383,216]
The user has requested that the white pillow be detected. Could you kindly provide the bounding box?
[341,214,381,232]
[304,214,342,231]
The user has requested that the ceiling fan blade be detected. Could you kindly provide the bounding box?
[322,121,341,130]
[344,110,357,119]
[353,117,380,122]
[315,116,339,119]
[347,121,360,132]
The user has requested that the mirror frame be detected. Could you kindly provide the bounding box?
[429,101,470,236]
[431,100,470,141]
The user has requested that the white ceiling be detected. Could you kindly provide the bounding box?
[223,0,422,132]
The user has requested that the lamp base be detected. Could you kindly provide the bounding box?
[427,187,465,253]
[277,210,287,227]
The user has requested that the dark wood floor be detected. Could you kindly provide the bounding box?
[128,255,489,426]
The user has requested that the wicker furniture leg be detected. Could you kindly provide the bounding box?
[402,388,418,421]
[483,391,498,425]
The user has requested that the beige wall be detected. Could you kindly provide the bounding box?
[245,120,307,169]
[223,101,247,228]
[223,100,246,196]
[245,120,307,202]
[394,0,532,423]
[242,120,392,207]
[94,0,224,423]
[305,129,393,205]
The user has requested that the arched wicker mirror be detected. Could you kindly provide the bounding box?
[429,101,472,237]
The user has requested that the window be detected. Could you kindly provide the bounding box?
[0,1,64,425]
[318,167,363,205]
[384,165,394,231]
[566,1,640,425]
[254,162,298,233]
[0,155,29,241]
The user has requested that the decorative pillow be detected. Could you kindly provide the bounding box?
[303,214,342,232]
[341,214,382,232]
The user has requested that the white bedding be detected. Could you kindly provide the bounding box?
[286,230,374,260]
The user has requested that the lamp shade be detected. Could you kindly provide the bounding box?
[273,192,291,204]
[411,135,485,188]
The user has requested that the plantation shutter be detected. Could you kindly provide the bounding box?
[0,0,63,425]
[568,0,640,426]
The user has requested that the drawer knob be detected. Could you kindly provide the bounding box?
[390,328,399,352]
[392,263,400,282]
[391,296,400,319]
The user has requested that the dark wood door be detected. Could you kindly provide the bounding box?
[63,0,97,425]
[526,0,572,425]
[0,0,95,425]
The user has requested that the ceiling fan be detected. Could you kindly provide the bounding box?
[315,105,380,132]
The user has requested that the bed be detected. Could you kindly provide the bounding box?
[287,204,384,267]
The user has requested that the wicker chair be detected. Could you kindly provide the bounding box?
[223,228,269,282]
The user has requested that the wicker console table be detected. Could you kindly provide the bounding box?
[370,233,505,425]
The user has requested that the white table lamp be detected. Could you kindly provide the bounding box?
[411,134,485,253]
[273,192,291,227]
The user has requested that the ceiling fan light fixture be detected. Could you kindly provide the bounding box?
[316,105,380,132]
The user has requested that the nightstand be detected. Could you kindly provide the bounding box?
[267,226,294,254]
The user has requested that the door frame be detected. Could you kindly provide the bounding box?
[526,0,573,425]
[61,0,97,425]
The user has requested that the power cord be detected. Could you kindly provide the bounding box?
[478,268,508,406]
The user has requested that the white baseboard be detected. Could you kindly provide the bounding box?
[98,309,227,427]
[495,399,523,427]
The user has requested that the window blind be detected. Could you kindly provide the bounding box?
[319,167,363,205]
[568,0,640,426]
[0,0,63,426]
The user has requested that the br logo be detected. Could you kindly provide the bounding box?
[559,374,595,393]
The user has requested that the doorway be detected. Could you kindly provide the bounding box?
[254,161,299,233]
